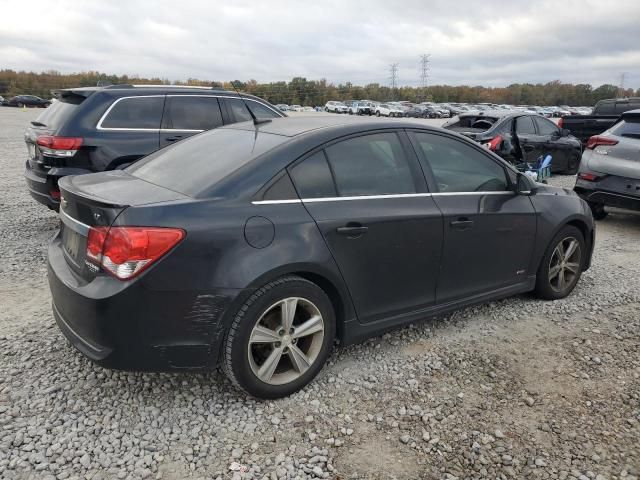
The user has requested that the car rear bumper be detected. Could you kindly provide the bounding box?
[24,163,60,210]
[48,233,246,371]
[574,177,640,211]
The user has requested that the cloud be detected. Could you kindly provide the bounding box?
[0,0,638,88]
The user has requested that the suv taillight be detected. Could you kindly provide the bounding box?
[36,136,83,157]
[585,135,618,150]
[86,226,185,280]
[578,172,607,182]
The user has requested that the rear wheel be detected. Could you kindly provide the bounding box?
[534,225,585,300]
[564,152,581,175]
[589,202,608,220]
[222,276,335,398]
[17,102,24,108]
[376,111,380,117]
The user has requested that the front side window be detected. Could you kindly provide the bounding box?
[515,116,536,135]
[101,96,164,129]
[162,96,223,130]
[225,98,280,123]
[534,117,559,136]
[324,132,417,197]
[413,132,509,193]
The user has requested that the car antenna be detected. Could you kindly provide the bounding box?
[229,82,271,126]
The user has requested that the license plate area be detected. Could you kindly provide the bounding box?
[61,223,86,269]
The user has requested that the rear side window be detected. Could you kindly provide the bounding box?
[127,128,287,196]
[224,98,280,123]
[100,96,164,129]
[614,102,640,115]
[324,133,417,197]
[162,96,223,130]
[35,100,78,129]
[515,116,536,134]
[534,117,559,135]
[290,151,337,198]
[413,132,508,193]
[609,118,640,139]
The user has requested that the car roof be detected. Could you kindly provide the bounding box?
[54,84,238,97]
[223,116,446,138]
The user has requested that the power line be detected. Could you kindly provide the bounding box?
[389,63,399,100]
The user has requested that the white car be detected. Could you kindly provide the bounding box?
[325,101,348,114]
[375,103,398,117]
[290,105,303,112]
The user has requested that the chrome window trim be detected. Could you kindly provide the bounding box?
[96,94,283,131]
[251,191,515,205]
[60,208,90,235]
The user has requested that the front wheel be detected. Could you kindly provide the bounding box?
[222,276,335,399]
[534,225,585,300]
[376,111,380,117]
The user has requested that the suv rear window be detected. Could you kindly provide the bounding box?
[100,96,164,129]
[34,101,78,129]
[609,118,640,139]
[127,128,287,196]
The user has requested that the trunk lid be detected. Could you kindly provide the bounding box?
[58,171,188,278]
[584,135,640,179]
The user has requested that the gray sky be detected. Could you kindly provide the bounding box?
[1,0,639,88]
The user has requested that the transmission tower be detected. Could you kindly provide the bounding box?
[419,54,431,102]
[618,72,628,98]
[389,63,399,99]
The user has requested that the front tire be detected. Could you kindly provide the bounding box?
[589,202,608,220]
[534,225,585,300]
[222,276,335,399]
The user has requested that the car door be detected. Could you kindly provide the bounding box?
[288,131,443,324]
[159,96,223,148]
[533,115,569,171]
[408,131,537,304]
[514,115,546,164]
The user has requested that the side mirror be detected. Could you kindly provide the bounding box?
[560,128,570,137]
[515,172,536,195]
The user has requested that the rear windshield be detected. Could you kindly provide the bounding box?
[609,118,640,139]
[127,127,287,196]
[34,101,78,129]
[445,115,499,132]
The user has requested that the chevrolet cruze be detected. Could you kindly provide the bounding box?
[49,116,595,398]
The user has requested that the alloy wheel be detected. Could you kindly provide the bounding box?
[248,297,325,385]
[548,236,581,293]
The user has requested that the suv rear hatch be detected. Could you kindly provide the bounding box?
[58,171,187,280]
[24,89,95,200]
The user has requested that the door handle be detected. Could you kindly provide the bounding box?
[165,136,184,142]
[523,144,535,152]
[450,218,474,230]
[336,225,368,236]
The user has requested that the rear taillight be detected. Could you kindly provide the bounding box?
[585,135,618,150]
[36,136,83,157]
[578,172,606,182]
[482,135,502,151]
[557,117,564,128]
[85,226,185,280]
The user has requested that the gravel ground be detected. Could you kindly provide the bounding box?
[1,107,639,480]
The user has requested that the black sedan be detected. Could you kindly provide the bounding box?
[49,117,595,398]
[4,95,51,108]
[443,111,583,174]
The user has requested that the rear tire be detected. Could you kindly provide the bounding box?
[564,153,581,175]
[376,111,380,117]
[589,202,608,220]
[222,276,335,399]
[534,225,585,300]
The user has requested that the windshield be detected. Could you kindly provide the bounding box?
[127,127,288,197]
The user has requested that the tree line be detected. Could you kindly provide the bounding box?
[1,69,637,107]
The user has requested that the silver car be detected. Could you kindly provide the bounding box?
[574,109,640,219]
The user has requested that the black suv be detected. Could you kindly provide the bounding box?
[24,85,285,209]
